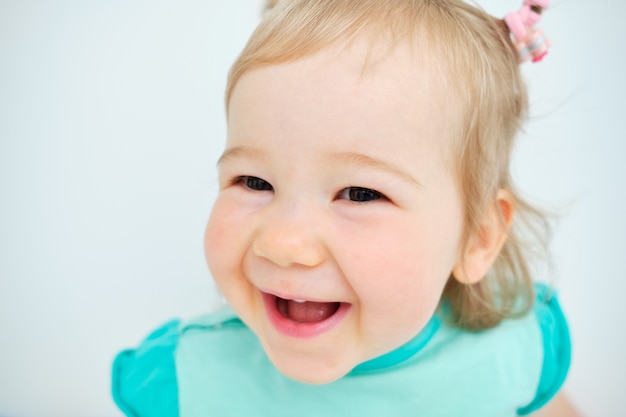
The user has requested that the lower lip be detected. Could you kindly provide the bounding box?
[261,292,351,338]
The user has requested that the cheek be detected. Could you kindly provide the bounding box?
[349,246,444,355]
[340,227,437,306]
[361,242,447,312]
[343,210,462,330]
[348,213,460,285]
[204,197,247,279]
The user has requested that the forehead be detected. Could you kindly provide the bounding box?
[227,36,456,164]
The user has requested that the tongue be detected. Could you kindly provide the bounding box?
[277,299,340,323]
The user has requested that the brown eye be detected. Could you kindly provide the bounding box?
[238,176,274,191]
[338,187,385,202]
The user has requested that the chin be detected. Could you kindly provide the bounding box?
[277,364,350,385]
[265,349,355,385]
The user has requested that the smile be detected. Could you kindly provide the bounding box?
[261,292,351,338]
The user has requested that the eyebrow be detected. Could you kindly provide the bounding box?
[327,152,421,187]
[217,146,268,166]
[217,146,420,187]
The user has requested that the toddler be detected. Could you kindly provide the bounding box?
[112,0,575,415]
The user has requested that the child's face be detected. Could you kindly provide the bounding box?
[205,39,465,383]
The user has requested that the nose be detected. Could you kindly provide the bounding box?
[252,207,326,268]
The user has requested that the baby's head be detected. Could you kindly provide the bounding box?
[205,0,546,384]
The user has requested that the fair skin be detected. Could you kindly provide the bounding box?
[204,35,579,414]
[206,37,504,383]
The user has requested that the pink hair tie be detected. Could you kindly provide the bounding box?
[504,0,552,63]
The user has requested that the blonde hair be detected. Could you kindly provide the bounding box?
[227,0,551,330]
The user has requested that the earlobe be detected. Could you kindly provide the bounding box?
[452,190,514,284]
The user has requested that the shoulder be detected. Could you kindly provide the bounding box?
[111,308,243,417]
[518,283,572,415]
[412,283,571,415]
[112,319,181,417]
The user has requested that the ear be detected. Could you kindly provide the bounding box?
[452,190,514,284]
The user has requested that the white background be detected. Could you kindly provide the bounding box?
[1,0,624,416]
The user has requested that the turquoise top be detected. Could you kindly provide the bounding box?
[112,284,570,417]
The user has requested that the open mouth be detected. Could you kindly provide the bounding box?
[276,297,341,323]
[262,292,350,338]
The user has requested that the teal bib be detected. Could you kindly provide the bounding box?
[112,285,570,417]
[176,309,540,417]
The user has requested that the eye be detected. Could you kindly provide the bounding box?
[337,187,386,203]
[235,176,274,192]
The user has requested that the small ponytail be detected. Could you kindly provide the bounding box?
[503,0,552,63]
